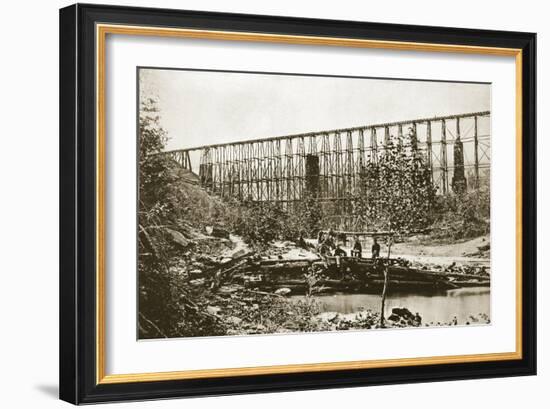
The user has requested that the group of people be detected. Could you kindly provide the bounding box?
[314,229,381,259]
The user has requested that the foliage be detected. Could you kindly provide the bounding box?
[139,257,226,338]
[228,201,287,246]
[226,195,322,246]
[139,99,177,221]
[293,193,323,236]
[220,289,329,335]
[357,128,437,233]
[329,310,381,330]
[431,179,490,240]
[138,97,227,338]
[303,267,327,297]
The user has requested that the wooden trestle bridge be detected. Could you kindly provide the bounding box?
[164,111,490,229]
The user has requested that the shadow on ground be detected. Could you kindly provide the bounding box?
[35,384,58,399]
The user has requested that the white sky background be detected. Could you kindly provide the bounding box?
[139,68,490,151]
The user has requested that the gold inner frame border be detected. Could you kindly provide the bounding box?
[95,23,523,385]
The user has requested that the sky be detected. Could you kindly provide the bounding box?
[139,68,490,152]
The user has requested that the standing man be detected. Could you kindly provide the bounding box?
[333,243,347,272]
[316,232,330,257]
[371,237,381,259]
[333,243,347,257]
[296,232,307,249]
[351,235,362,258]
[323,230,336,251]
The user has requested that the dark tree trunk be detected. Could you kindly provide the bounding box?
[380,237,393,327]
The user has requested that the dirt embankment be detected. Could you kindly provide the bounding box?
[392,235,490,258]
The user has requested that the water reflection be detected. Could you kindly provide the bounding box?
[292,287,490,325]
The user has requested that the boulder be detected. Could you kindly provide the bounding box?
[226,316,242,325]
[165,228,190,248]
[274,287,292,296]
[390,307,415,321]
[205,225,230,239]
[206,306,221,315]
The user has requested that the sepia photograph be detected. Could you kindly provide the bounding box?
[137,67,491,340]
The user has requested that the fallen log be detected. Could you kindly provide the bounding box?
[202,251,255,276]
[208,252,255,290]
[205,225,230,239]
[258,258,320,266]
[379,266,490,283]
[211,259,251,290]
[256,264,311,276]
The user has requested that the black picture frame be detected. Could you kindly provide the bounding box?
[59,3,536,404]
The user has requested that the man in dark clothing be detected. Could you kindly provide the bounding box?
[351,236,362,258]
[333,244,347,271]
[297,232,307,249]
[333,244,347,257]
[371,237,381,259]
[323,231,336,251]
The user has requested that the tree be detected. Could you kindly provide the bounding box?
[359,129,437,326]
[138,97,225,338]
[292,192,323,237]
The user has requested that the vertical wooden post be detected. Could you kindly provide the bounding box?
[247,145,251,201]
[426,121,433,184]
[255,143,261,201]
[228,146,233,198]
[371,128,378,165]
[334,132,342,215]
[441,119,448,194]
[474,115,480,189]
[266,141,271,202]
[297,136,305,200]
[384,126,390,147]
[322,133,331,200]
[358,128,366,170]
[275,139,282,202]
[346,131,354,214]
[238,145,243,200]
[411,122,418,152]
[357,129,366,217]
[285,138,293,207]
[452,117,466,194]
[380,236,393,328]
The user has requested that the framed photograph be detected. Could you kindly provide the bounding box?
[59,3,536,404]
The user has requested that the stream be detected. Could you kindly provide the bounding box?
[291,287,490,325]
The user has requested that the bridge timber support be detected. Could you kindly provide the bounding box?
[164,111,490,230]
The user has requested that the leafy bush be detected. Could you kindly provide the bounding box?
[226,194,323,246]
[229,201,288,245]
[291,193,323,237]
[431,183,490,240]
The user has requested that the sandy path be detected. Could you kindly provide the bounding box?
[392,235,490,258]
[341,235,490,266]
